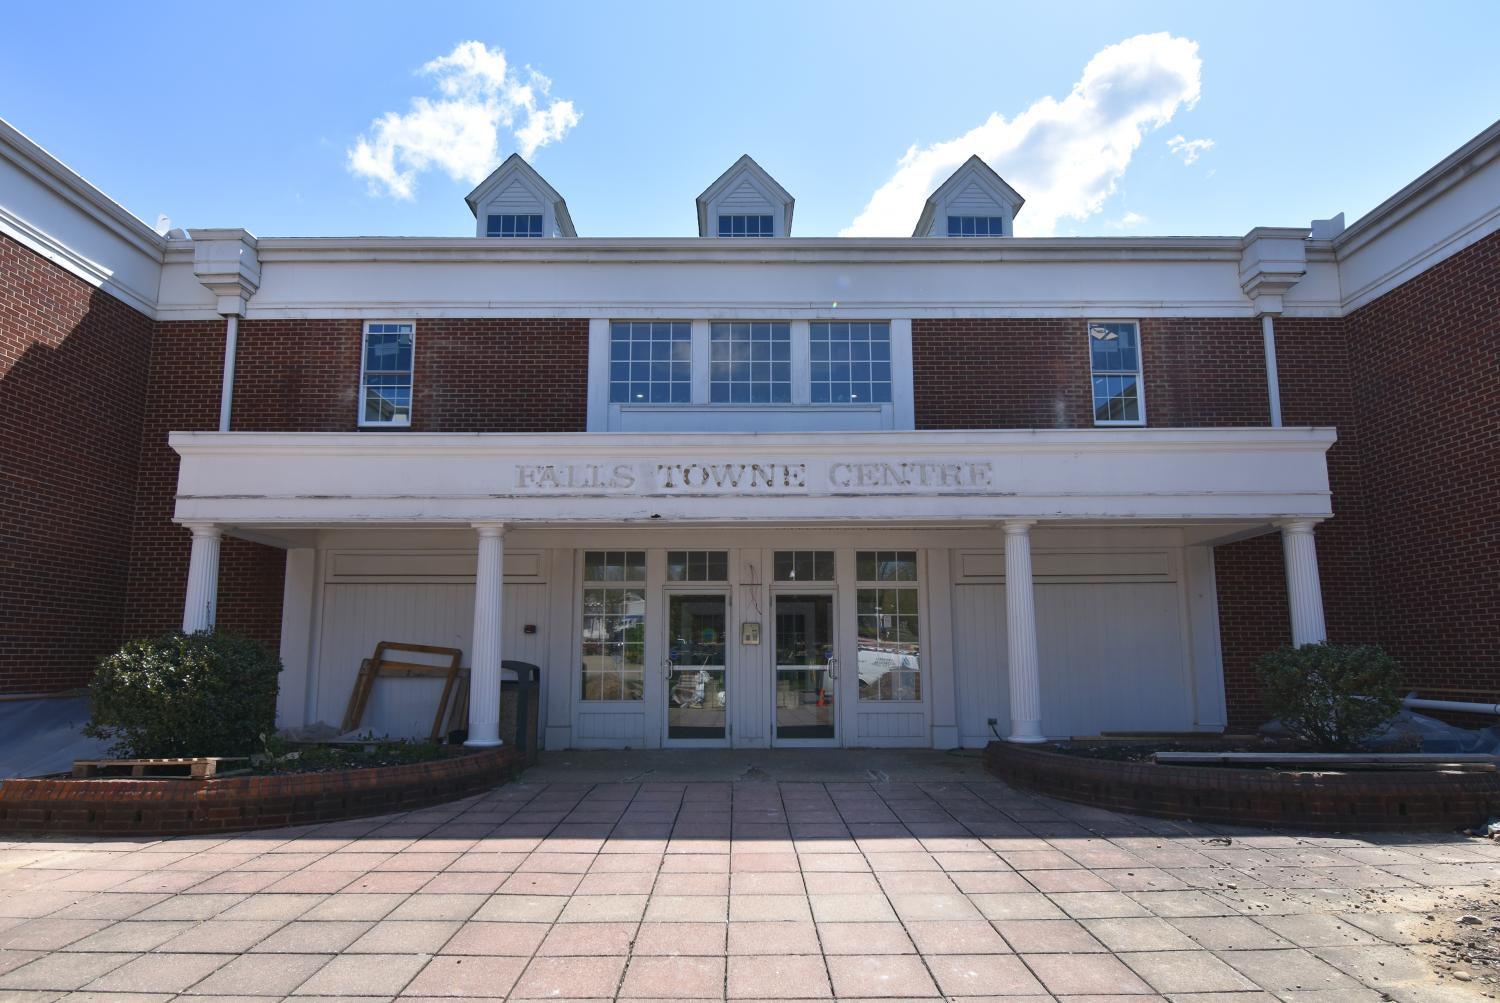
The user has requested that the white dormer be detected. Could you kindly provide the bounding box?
[912,155,1025,237]
[696,155,794,237]
[465,154,576,238]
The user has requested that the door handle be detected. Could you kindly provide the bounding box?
[663,658,674,680]
[826,657,838,680]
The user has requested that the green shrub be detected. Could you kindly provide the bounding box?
[1254,643,1403,751]
[84,630,281,758]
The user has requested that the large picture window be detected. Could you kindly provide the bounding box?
[855,551,920,701]
[359,322,414,427]
[710,322,791,403]
[581,552,646,701]
[810,322,892,404]
[610,322,691,404]
[1089,321,1145,425]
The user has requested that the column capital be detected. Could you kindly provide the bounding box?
[472,522,507,538]
[1277,518,1322,535]
[181,522,223,539]
[1002,519,1036,536]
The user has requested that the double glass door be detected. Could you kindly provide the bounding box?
[665,593,729,744]
[773,593,837,743]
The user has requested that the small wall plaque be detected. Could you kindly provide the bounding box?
[741,621,761,645]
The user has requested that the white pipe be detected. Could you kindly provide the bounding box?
[1404,694,1500,716]
[1261,313,1282,428]
[218,314,238,433]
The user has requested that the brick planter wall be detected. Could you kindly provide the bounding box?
[985,741,1500,832]
[0,747,522,836]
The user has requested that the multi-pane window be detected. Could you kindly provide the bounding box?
[947,215,1005,236]
[1089,321,1145,425]
[718,214,774,237]
[581,552,646,701]
[855,551,920,702]
[610,322,692,404]
[667,551,729,582]
[810,322,892,404]
[359,322,414,426]
[773,551,835,582]
[710,322,791,403]
[486,213,543,237]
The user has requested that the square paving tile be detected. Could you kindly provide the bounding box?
[537,921,637,956]
[402,954,527,997]
[1122,949,1261,992]
[816,922,916,955]
[635,921,727,956]
[346,919,460,953]
[290,952,429,995]
[471,895,565,923]
[726,953,830,999]
[84,951,232,993]
[154,918,285,953]
[726,920,818,955]
[249,920,370,953]
[926,953,1046,996]
[1023,951,1155,995]
[512,954,627,998]
[1170,916,1293,951]
[1082,916,1201,952]
[647,895,731,923]
[187,951,331,995]
[808,894,897,923]
[905,919,1011,954]
[1216,948,1368,993]
[557,894,648,923]
[620,954,725,999]
[438,921,550,956]
[12,920,131,952]
[826,954,939,998]
[0,952,137,991]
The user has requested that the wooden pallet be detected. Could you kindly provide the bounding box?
[72,756,249,779]
[341,641,464,744]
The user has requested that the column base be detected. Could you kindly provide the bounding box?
[1006,723,1046,744]
[463,738,505,749]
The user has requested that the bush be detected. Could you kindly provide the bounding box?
[1255,643,1403,751]
[84,630,281,759]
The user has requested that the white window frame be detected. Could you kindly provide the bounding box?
[854,550,923,704]
[1088,319,1147,427]
[357,321,415,428]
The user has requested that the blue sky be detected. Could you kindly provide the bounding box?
[3,2,1497,239]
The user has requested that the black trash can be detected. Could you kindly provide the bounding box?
[499,660,541,765]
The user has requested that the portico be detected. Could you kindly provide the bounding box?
[172,426,1335,749]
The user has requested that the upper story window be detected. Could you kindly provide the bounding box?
[810,322,892,404]
[667,550,730,582]
[710,322,791,403]
[610,322,691,403]
[774,551,835,582]
[947,215,1005,236]
[718,214,774,237]
[359,322,414,427]
[1089,321,1145,425]
[486,213,543,237]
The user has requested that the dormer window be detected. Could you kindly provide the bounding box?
[947,215,1005,237]
[718,214,774,238]
[486,213,544,237]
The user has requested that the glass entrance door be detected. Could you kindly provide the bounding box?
[773,593,836,743]
[665,593,729,744]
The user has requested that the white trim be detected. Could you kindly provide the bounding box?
[586,319,610,431]
[355,321,416,429]
[890,319,915,430]
[0,204,159,317]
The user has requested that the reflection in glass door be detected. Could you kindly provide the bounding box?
[774,594,836,742]
[665,594,728,743]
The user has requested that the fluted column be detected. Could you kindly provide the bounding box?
[1004,520,1044,743]
[466,523,505,747]
[181,524,222,633]
[1280,519,1327,646]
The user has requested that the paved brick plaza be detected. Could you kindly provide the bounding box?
[0,775,1496,1002]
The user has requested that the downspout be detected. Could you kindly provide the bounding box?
[1261,314,1283,428]
[219,314,238,432]
[1404,693,1500,717]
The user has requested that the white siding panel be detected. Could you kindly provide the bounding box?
[314,582,546,739]
[1035,582,1192,737]
[576,711,646,745]
[485,179,545,214]
[949,181,1002,216]
[719,180,774,214]
[855,711,925,743]
[953,584,1008,747]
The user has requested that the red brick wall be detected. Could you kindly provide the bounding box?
[0,233,154,692]
[124,318,591,649]
[1344,231,1500,704]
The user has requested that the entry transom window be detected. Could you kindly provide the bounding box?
[774,551,835,582]
[610,322,691,403]
[1089,321,1145,425]
[710,322,791,403]
[359,322,414,427]
[718,213,773,237]
[810,323,892,404]
[947,215,1005,236]
[667,551,730,582]
[856,551,920,702]
[581,552,646,702]
[486,213,543,237]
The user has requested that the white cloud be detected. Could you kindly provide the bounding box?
[348,41,581,200]
[842,33,1202,237]
[1167,134,1214,165]
[1105,211,1148,230]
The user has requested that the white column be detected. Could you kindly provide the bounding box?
[1003,520,1044,743]
[466,523,506,747]
[181,524,222,633]
[1280,519,1327,646]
